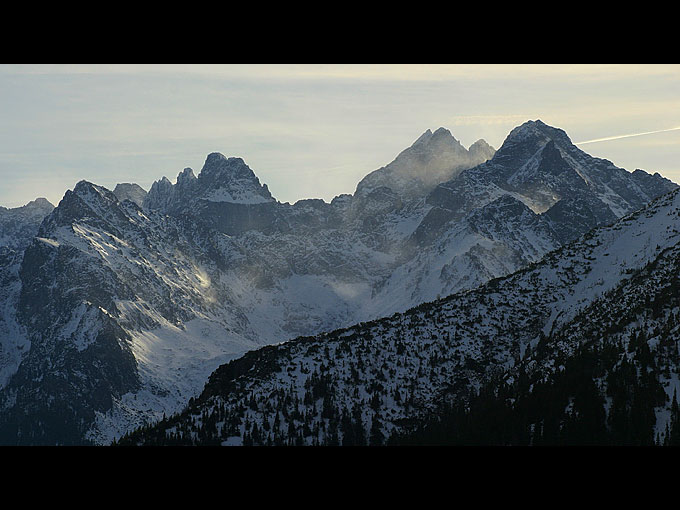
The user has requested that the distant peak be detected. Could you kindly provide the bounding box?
[505,120,572,145]
[469,139,496,159]
[144,153,274,211]
[506,120,543,139]
[412,129,433,146]
[355,127,491,198]
[205,152,228,165]
[493,120,576,168]
[412,127,460,148]
[26,197,54,209]
[197,153,274,203]
[200,154,251,178]
[2,197,54,214]
[72,180,118,204]
[177,167,196,185]
[43,180,119,231]
[113,182,147,207]
[432,127,454,138]
[470,139,493,150]
[114,182,146,193]
[73,180,100,194]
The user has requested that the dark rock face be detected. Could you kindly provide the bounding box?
[144,155,276,236]
[422,120,676,242]
[544,195,618,244]
[0,190,141,444]
[0,313,138,445]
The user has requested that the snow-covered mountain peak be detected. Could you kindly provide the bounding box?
[120,185,680,447]
[0,197,55,252]
[469,139,496,160]
[3,119,677,445]
[200,154,251,180]
[195,154,274,205]
[408,126,465,155]
[176,167,197,186]
[143,154,275,214]
[492,119,569,167]
[39,180,133,236]
[355,127,495,199]
[23,197,54,211]
[412,128,433,145]
[113,183,147,207]
[62,181,116,214]
[73,180,120,208]
[505,119,571,143]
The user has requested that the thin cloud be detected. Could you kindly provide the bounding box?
[5,64,677,83]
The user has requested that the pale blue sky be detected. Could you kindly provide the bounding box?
[1,64,679,208]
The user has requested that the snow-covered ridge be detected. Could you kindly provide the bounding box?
[145,154,274,212]
[0,198,54,252]
[0,120,676,445]
[120,187,680,446]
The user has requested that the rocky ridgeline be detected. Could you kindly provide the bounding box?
[0,120,676,444]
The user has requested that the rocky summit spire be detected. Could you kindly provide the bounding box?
[196,153,274,204]
[176,167,196,187]
[143,153,275,215]
[355,127,495,198]
[469,139,496,162]
[492,120,575,168]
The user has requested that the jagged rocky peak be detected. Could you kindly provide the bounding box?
[72,180,118,203]
[469,139,496,160]
[412,127,463,151]
[506,119,572,145]
[150,176,173,195]
[57,180,114,211]
[492,120,678,206]
[143,176,173,212]
[0,197,55,252]
[197,153,274,203]
[492,119,575,168]
[42,180,125,232]
[176,167,196,186]
[113,183,147,207]
[23,197,54,211]
[199,154,253,182]
[355,127,495,198]
[143,153,275,213]
[0,197,54,222]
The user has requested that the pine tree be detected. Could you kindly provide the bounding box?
[669,389,680,446]
[369,417,384,446]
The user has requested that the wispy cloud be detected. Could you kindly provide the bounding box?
[5,64,678,83]
[2,64,680,208]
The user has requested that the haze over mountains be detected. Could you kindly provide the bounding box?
[124,182,680,446]
[0,120,676,445]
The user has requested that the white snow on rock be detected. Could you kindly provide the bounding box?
[2,120,677,445]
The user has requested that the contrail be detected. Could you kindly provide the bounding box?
[575,126,680,145]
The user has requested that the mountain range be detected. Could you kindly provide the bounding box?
[122,183,680,445]
[0,120,676,445]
